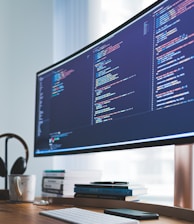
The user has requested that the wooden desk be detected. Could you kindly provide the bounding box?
[0,198,193,223]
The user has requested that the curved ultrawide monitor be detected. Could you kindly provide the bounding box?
[34,0,194,157]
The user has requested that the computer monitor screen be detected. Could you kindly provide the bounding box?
[34,0,194,157]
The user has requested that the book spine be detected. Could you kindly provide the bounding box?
[42,188,63,195]
[43,170,65,177]
[74,184,129,189]
[74,193,133,200]
[74,186,133,196]
[42,191,64,198]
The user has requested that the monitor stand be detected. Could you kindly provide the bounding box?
[174,143,194,209]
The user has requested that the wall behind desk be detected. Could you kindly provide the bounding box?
[0,0,54,194]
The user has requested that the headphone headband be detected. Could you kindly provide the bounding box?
[0,133,29,162]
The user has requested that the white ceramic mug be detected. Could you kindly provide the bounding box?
[9,174,36,202]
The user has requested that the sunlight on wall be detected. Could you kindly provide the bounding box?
[92,145,174,206]
[99,0,157,35]
[54,145,174,206]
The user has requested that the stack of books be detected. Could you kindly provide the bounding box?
[74,182,147,201]
[42,169,102,197]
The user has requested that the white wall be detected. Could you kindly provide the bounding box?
[53,0,91,62]
[0,0,54,195]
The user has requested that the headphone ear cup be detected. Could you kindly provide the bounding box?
[0,157,7,177]
[10,157,27,175]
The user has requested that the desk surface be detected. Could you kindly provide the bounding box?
[0,199,193,224]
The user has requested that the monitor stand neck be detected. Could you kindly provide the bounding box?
[174,143,193,209]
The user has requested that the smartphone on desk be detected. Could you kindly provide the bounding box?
[104,208,159,220]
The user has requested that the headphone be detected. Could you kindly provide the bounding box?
[0,133,29,177]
